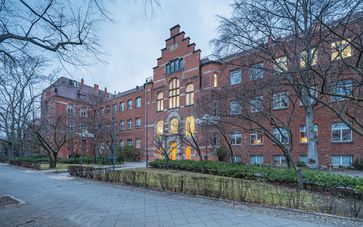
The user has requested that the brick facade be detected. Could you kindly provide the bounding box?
[41,24,363,167]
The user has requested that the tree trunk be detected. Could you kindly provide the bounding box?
[8,143,14,160]
[306,104,319,169]
[49,153,58,169]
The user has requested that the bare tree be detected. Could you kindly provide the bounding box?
[31,114,73,168]
[182,118,205,161]
[0,56,46,159]
[212,0,363,168]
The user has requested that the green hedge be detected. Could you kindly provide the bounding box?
[150,160,363,192]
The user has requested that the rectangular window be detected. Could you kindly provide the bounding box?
[127,119,132,129]
[136,97,141,108]
[120,102,124,112]
[135,138,141,149]
[113,104,117,113]
[106,106,110,115]
[299,155,307,165]
[274,56,287,72]
[331,80,352,102]
[229,69,242,85]
[331,155,353,167]
[273,155,287,165]
[119,139,124,148]
[331,123,352,142]
[67,122,74,132]
[300,125,318,143]
[250,63,264,80]
[119,121,124,131]
[230,155,241,163]
[230,131,242,145]
[300,48,317,68]
[127,139,133,147]
[331,39,352,60]
[273,128,289,144]
[273,92,289,110]
[250,129,263,145]
[250,155,264,165]
[135,118,141,129]
[127,100,132,110]
[249,96,264,113]
[100,107,104,116]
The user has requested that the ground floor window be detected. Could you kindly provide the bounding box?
[331,155,352,167]
[250,155,263,165]
[230,155,241,163]
[127,139,132,147]
[135,138,141,149]
[185,146,191,160]
[273,155,286,165]
[299,155,307,165]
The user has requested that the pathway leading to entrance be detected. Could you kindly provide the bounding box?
[0,163,360,226]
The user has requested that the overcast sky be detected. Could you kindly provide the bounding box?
[65,0,232,93]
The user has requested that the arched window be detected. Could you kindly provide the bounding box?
[213,73,218,88]
[156,120,164,136]
[80,108,87,117]
[185,116,195,136]
[67,104,74,115]
[169,78,180,109]
[229,100,242,115]
[185,83,194,106]
[157,92,163,112]
[170,118,179,134]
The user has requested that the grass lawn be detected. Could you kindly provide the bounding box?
[40,163,105,170]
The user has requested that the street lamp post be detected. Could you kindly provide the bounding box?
[112,91,116,171]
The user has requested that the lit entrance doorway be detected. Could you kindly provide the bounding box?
[170,141,177,160]
[185,146,191,160]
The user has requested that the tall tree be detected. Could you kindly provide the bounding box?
[212,0,363,168]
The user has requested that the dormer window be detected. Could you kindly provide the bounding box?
[165,58,184,74]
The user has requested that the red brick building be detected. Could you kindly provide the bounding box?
[41,24,363,167]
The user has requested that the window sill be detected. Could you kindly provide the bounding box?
[273,107,289,111]
[331,141,353,144]
[250,143,264,146]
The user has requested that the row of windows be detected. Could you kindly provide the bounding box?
[119,138,142,149]
[165,58,184,75]
[228,122,352,145]
[66,104,88,117]
[119,118,142,131]
[119,97,142,112]
[157,78,195,111]
[156,116,195,136]
[229,39,352,86]
[229,80,352,115]
[246,154,353,167]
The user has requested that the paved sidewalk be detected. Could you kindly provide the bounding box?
[0,164,361,227]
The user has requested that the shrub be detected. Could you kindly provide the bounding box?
[118,146,140,161]
[216,147,226,161]
[150,160,363,192]
[353,159,363,170]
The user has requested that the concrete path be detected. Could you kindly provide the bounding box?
[0,163,360,227]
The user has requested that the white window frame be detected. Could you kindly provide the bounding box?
[136,97,142,108]
[273,92,289,110]
[230,131,242,145]
[331,155,353,167]
[135,118,141,129]
[120,102,125,112]
[250,129,263,145]
[299,125,318,143]
[250,155,264,165]
[249,96,264,113]
[127,100,133,110]
[127,139,133,147]
[229,69,242,85]
[120,121,124,131]
[127,119,132,129]
[273,128,289,144]
[135,138,141,149]
[331,123,352,142]
[273,155,287,165]
[250,63,264,80]
[229,100,242,115]
[331,80,352,102]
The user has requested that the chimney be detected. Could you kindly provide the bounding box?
[104,87,107,94]
[81,78,84,85]
[170,24,180,37]
[94,84,99,95]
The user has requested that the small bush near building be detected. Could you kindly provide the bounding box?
[353,159,363,170]
[150,160,363,192]
[216,147,227,161]
[118,146,140,161]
